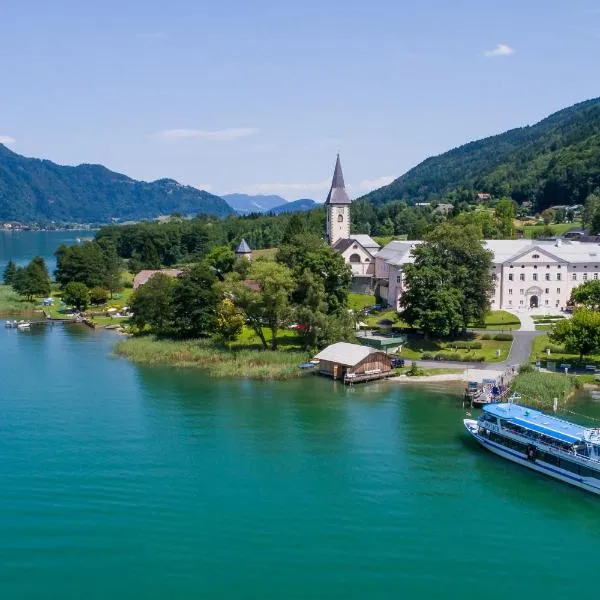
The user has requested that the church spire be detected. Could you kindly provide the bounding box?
[325,154,351,205]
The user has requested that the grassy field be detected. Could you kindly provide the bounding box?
[348,293,376,311]
[252,248,278,261]
[363,309,410,328]
[115,336,309,380]
[511,371,581,408]
[523,221,581,239]
[477,310,521,330]
[530,334,600,365]
[0,285,38,316]
[396,334,512,363]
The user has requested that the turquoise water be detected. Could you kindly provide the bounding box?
[0,230,91,277]
[2,324,600,598]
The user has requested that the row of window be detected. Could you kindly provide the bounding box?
[508,288,561,295]
[496,264,600,269]
[497,272,599,282]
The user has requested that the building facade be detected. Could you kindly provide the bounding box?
[375,238,600,311]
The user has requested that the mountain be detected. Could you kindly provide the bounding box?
[0,145,233,223]
[269,198,318,214]
[222,193,288,214]
[360,97,600,210]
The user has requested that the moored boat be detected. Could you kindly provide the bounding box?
[465,402,600,495]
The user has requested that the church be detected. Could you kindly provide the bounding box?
[325,154,600,311]
[324,155,380,292]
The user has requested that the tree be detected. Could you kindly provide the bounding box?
[281,214,306,245]
[12,256,51,300]
[400,264,464,337]
[494,198,516,238]
[98,240,124,297]
[549,308,600,361]
[214,298,245,346]
[276,233,351,313]
[172,265,220,338]
[3,260,17,285]
[130,273,175,334]
[89,287,109,305]
[63,282,90,312]
[205,245,236,279]
[570,280,600,311]
[583,192,600,231]
[55,242,109,288]
[225,262,295,350]
[401,223,494,334]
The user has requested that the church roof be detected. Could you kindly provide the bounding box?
[236,239,251,253]
[325,154,351,205]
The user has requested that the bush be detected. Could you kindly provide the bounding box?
[493,333,513,341]
[407,361,424,376]
[421,352,434,360]
[519,362,535,374]
[89,287,109,305]
[481,333,492,340]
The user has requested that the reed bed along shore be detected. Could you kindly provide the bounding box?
[510,371,582,408]
[115,336,310,380]
[0,285,37,316]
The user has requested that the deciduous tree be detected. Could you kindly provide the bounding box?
[570,280,600,311]
[63,282,90,312]
[549,308,600,361]
[130,273,175,334]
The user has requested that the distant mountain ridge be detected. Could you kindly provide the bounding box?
[222,193,287,214]
[0,145,233,222]
[360,97,600,210]
[222,193,318,215]
[268,198,318,214]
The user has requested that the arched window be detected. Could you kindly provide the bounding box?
[349,254,361,263]
[337,213,344,222]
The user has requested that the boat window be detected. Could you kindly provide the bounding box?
[558,459,579,474]
[580,466,599,479]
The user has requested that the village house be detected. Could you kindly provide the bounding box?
[314,342,393,384]
[133,269,183,290]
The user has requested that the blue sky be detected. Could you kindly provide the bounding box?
[1,0,599,200]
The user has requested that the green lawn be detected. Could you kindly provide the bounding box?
[523,221,581,239]
[396,334,511,363]
[363,309,410,329]
[472,310,521,330]
[530,334,600,365]
[348,293,376,311]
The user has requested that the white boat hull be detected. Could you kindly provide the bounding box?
[464,419,600,496]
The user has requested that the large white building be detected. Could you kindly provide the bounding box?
[375,238,600,310]
[323,155,600,310]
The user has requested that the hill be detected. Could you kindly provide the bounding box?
[269,198,318,214]
[360,97,600,210]
[0,145,233,223]
[222,193,287,214]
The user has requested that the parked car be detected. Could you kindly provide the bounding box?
[391,358,405,368]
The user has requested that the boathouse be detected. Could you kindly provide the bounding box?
[314,342,393,384]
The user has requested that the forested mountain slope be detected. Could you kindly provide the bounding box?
[0,145,233,222]
[360,97,600,210]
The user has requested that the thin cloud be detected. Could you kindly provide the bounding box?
[193,183,212,191]
[156,127,259,141]
[359,175,395,191]
[484,44,516,58]
[0,135,15,144]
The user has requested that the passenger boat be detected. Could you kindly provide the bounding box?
[464,402,600,495]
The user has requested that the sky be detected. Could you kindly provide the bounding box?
[1,0,599,201]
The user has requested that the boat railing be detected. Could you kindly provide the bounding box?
[499,426,600,466]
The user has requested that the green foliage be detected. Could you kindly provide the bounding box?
[89,287,109,305]
[570,279,600,310]
[130,273,176,334]
[511,372,580,407]
[407,361,424,376]
[205,246,236,277]
[12,256,51,300]
[63,282,90,311]
[214,298,245,346]
[171,264,220,339]
[3,260,16,285]
[0,144,232,222]
[400,224,494,336]
[55,241,119,289]
[549,308,600,360]
[359,97,600,211]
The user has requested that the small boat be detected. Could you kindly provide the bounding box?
[464,400,600,495]
[17,321,31,330]
[4,320,17,328]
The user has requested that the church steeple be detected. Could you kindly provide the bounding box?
[325,154,352,246]
[325,154,351,205]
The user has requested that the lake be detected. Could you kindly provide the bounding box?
[2,323,600,598]
[0,230,92,278]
